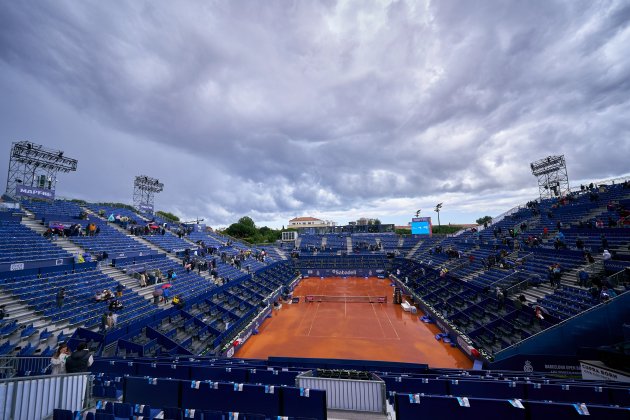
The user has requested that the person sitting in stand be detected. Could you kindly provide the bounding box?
[599,286,617,302]
[108,299,123,312]
[102,289,114,300]
[94,290,104,302]
[172,295,185,310]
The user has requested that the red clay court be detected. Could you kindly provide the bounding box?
[236,276,473,368]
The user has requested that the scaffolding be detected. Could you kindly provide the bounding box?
[133,175,163,214]
[5,141,78,200]
[530,155,570,200]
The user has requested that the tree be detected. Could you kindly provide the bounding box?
[156,211,180,222]
[476,215,493,225]
[238,216,255,228]
[225,222,255,238]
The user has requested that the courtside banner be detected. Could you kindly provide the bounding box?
[301,268,385,277]
[17,185,55,200]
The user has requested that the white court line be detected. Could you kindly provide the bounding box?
[380,303,401,340]
[306,302,321,337]
[295,299,314,334]
[370,302,387,339]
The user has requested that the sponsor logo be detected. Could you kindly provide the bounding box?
[17,186,55,199]
[457,336,472,356]
[10,262,25,271]
[331,269,357,276]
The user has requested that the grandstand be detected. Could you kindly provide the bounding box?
[0,178,629,419]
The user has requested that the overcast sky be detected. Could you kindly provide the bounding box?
[1,1,629,229]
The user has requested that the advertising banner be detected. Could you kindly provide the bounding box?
[17,185,55,200]
[301,268,386,277]
[138,203,154,213]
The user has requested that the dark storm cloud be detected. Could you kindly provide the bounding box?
[0,0,628,226]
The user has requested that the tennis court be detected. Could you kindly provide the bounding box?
[235,276,473,368]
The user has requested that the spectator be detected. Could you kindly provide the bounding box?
[172,295,184,310]
[152,288,161,305]
[600,287,617,301]
[575,237,584,250]
[577,270,590,287]
[94,290,104,302]
[515,294,527,310]
[602,250,612,261]
[107,312,117,329]
[139,272,147,288]
[65,342,93,373]
[50,343,70,375]
[56,288,65,309]
[108,299,123,312]
[495,287,505,310]
[100,312,109,332]
[584,251,595,264]
[601,234,609,251]
[116,283,124,297]
[162,287,171,304]
[0,305,5,320]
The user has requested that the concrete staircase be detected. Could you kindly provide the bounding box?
[81,208,219,287]
[346,236,353,253]
[519,260,605,307]
[406,240,424,259]
[274,246,288,260]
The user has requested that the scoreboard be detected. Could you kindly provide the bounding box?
[411,217,432,236]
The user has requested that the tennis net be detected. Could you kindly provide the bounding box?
[304,295,387,303]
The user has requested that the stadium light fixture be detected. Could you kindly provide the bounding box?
[530,155,570,200]
[5,140,78,200]
[133,175,164,214]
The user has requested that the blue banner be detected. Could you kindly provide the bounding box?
[0,257,74,273]
[301,268,386,277]
[17,185,55,200]
[138,203,154,213]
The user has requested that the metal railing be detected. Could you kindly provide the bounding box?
[0,357,52,380]
[0,371,91,420]
[607,268,628,288]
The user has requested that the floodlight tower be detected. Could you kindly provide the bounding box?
[5,141,78,200]
[133,175,164,214]
[530,155,570,200]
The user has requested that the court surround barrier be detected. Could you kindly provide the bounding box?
[0,372,91,420]
[296,369,386,413]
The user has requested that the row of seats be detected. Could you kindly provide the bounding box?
[394,392,630,420]
[123,376,326,420]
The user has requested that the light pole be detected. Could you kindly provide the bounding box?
[434,203,443,230]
